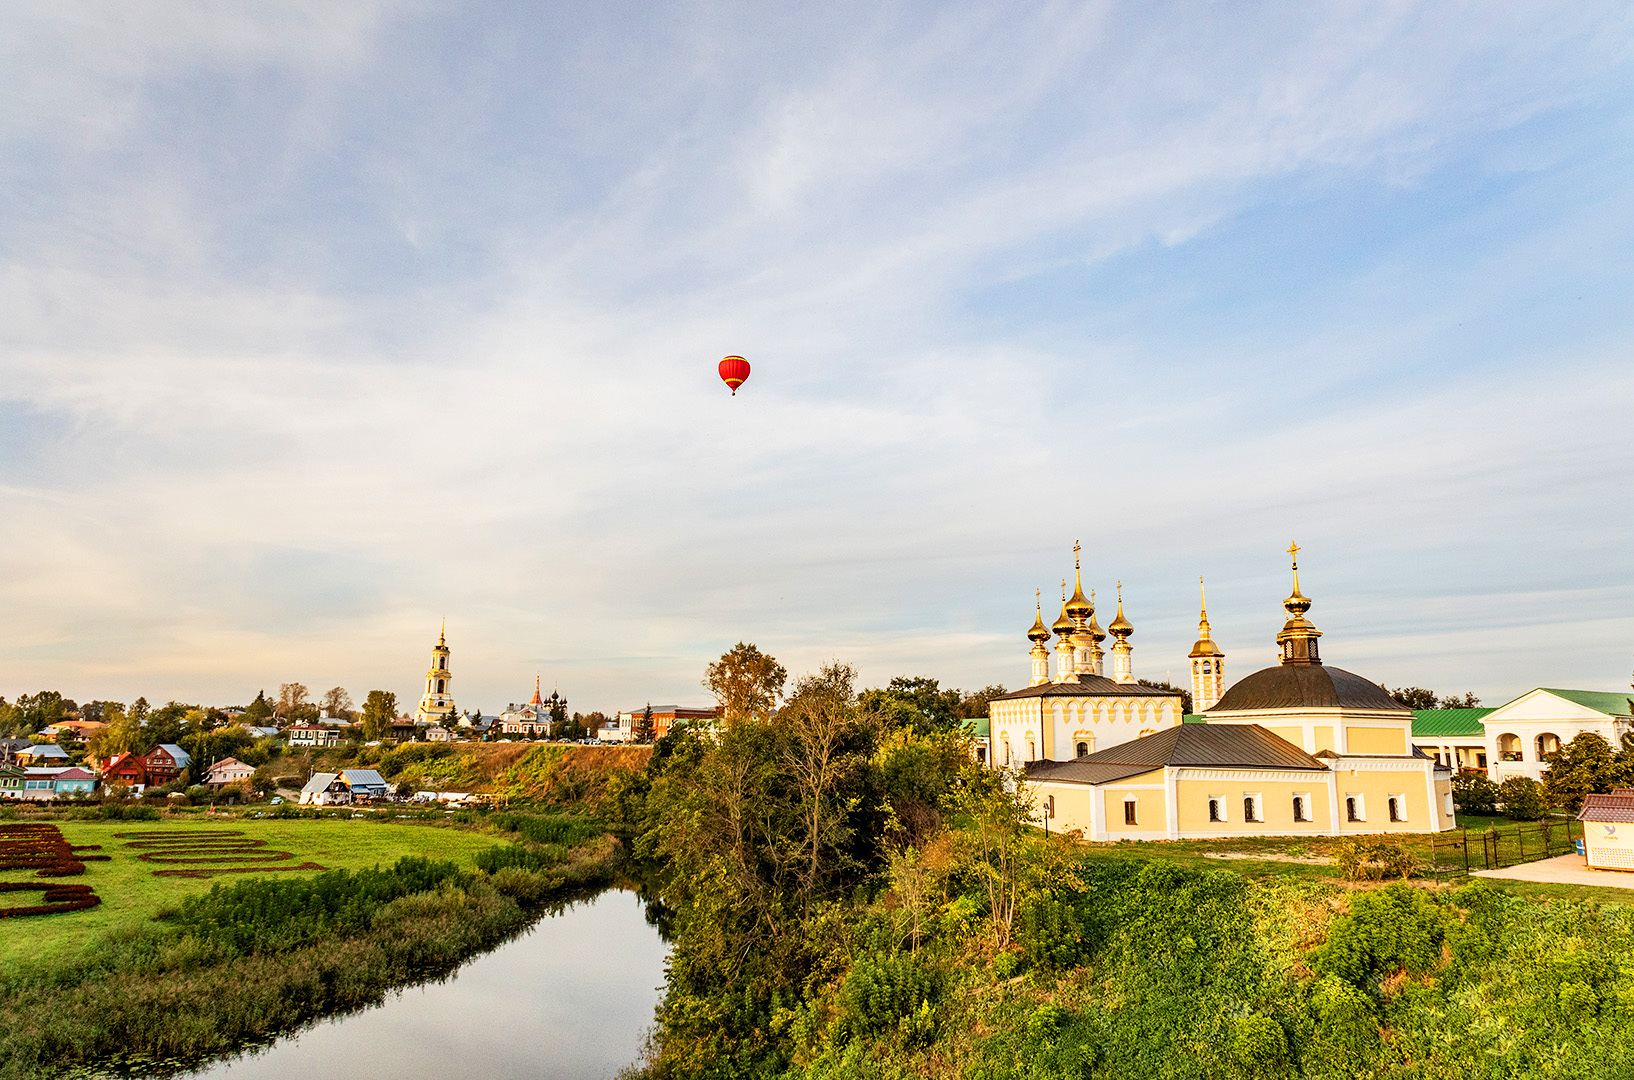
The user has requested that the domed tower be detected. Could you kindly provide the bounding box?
[1276,542,1322,665]
[1189,577,1226,711]
[1107,582,1135,684]
[1027,591,1051,687]
[1085,591,1106,676]
[416,620,456,724]
[1065,543,1095,677]
[1052,582,1077,683]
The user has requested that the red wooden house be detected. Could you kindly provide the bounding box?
[101,752,149,788]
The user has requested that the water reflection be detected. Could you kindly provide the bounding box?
[176,889,668,1080]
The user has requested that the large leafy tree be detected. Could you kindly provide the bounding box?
[1541,732,1634,812]
[359,691,398,742]
[860,676,962,734]
[703,642,787,723]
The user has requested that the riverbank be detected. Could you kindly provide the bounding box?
[0,812,625,1079]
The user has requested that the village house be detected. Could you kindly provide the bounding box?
[615,705,718,741]
[0,763,25,797]
[16,743,70,766]
[339,768,389,800]
[21,766,98,800]
[424,725,452,742]
[101,751,149,790]
[144,744,192,786]
[203,757,256,788]
[299,771,349,805]
[1479,689,1633,783]
[286,723,342,748]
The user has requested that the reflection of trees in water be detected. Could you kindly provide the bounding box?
[612,866,676,941]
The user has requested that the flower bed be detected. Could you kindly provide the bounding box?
[115,830,326,878]
[0,824,104,917]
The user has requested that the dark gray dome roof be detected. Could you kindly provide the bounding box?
[1209,664,1405,713]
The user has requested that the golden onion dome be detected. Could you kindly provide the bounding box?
[1086,590,1105,641]
[1189,637,1224,658]
[1027,598,1051,643]
[1065,545,1092,619]
[1107,582,1133,637]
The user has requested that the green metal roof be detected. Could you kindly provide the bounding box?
[1411,708,1494,739]
[1181,713,1207,724]
[1537,689,1634,718]
[963,716,990,739]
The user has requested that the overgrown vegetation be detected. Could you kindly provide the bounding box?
[618,646,1634,1080]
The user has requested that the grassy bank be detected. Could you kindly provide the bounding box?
[0,812,624,1078]
[0,818,504,965]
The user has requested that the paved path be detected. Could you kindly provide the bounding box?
[1473,853,1634,890]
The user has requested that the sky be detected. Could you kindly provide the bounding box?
[1,1,1632,716]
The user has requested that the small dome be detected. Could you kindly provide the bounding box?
[1189,638,1224,658]
[1107,588,1132,637]
[1051,601,1075,636]
[1027,605,1051,643]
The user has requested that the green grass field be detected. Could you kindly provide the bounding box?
[0,818,506,967]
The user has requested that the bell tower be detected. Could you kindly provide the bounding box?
[1189,577,1226,711]
[416,620,457,724]
[1026,592,1051,687]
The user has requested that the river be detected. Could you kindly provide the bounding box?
[173,889,669,1080]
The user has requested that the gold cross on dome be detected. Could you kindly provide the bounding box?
[1288,541,1300,568]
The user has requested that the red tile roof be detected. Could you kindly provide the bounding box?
[1579,793,1634,823]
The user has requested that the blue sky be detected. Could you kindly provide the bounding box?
[1,2,1631,714]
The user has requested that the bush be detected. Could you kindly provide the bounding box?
[1016,892,1087,970]
[1311,882,1447,989]
[1451,771,1500,816]
[1231,1014,1288,1076]
[1499,776,1547,821]
[838,953,940,1041]
[1332,837,1415,881]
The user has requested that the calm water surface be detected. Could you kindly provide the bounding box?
[177,889,668,1080]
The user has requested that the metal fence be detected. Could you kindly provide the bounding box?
[1427,818,1580,881]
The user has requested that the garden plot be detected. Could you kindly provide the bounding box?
[0,823,106,918]
[115,829,326,878]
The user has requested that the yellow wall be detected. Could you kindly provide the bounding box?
[1174,778,1331,832]
[1036,781,1099,836]
[1584,821,1634,872]
[1334,769,1431,832]
[1102,770,1165,834]
[1345,726,1407,755]
[1263,727,1305,748]
[1312,726,1335,753]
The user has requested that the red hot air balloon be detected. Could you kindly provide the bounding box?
[718,355,751,395]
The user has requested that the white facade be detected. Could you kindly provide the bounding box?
[989,693,1182,768]
[1481,689,1634,782]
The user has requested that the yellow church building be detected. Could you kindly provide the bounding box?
[1000,546,1454,840]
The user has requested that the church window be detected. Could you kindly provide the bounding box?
[1292,795,1309,822]
[1002,739,1010,766]
[1075,741,1088,758]
[1202,662,1211,674]
[1025,738,1035,763]
[1345,795,1364,822]
[1388,795,1405,823]
[436,679,445,694]
[1207,797,1224,823]
[1123,799,1137,825]
[1243,794,1262,823]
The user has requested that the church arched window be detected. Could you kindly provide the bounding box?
[437,679,445,694]
[1075,741,1088,758]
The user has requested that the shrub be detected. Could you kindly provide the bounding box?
[1498,776,1547,821]
[1332,838,1415,881]
[1451,772,1500,815]
[1016,892,1087,970]
[1231,1014,1288,1076]
[838,953,940,1041]
[1311,883,1447,989]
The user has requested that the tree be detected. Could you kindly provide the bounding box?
[87,703,138,761]
[242,690,274,725]
[360,691,398,742]
[1389,687,1440,710]
[275,683,310,722]
[634,704,656,743]
[1498,776,1547,821]
[957,685,1009,720]
[704,642,787,723]
[860,676,962,734]
[1137,678,1193,715]
[1541,732,1633,813]
[320,686,355,721]
[1451,771,1500,816]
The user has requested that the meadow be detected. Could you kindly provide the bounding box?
[0,817,505,966]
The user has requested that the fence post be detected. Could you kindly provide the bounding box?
[1462,826,1470,875]
[1517,824,1525,864]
